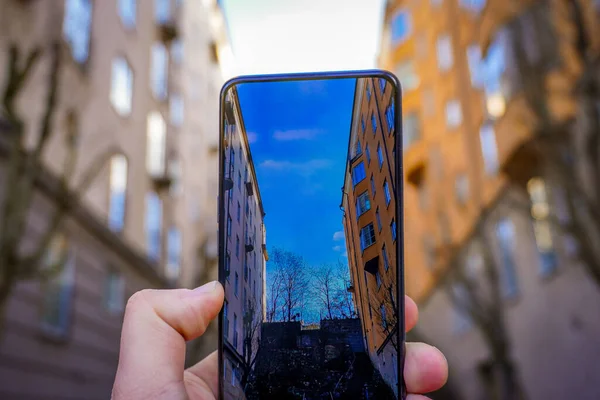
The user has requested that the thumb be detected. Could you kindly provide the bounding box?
[112,281,224,399]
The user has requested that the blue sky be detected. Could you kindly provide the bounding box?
[219,0,386,74]
[237,78,357,267]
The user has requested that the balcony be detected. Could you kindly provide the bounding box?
[403,139,427,187]
[149,169,173,192]
[364,255,379,275]
[245,238,254,253]
[224,98,235,122]
[157,19,179,43]
[245,181,254,196]
[223,161,234,191]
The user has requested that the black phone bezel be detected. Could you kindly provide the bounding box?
[217,69,406,400]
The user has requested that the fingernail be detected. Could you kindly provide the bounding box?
[192,281,218,295]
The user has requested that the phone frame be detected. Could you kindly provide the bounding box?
[217,69,406,400]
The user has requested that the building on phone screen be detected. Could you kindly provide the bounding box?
[378,1,600,399]
[222,87,268,400]
[341,77,399,396]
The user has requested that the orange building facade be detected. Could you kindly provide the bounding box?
[378,1,600,399]
[342,77,399,395]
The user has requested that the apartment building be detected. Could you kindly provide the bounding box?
[221,86,268,399]
[342,77,399,396]
[0,0,230,397]
[379,0,600,399]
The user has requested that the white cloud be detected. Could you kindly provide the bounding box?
[272,128,323,141]
[259,159,332,177]
[333,231,345,241]
[246,131,258,144]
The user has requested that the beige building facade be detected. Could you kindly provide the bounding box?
[0,0,232,396]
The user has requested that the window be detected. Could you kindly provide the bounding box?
[146,112,167,177]
[371,111,377,134]
[380,303,387,329]
[371,175,376,195]
[376,207,382,232]
[395,60,420,91]
[155,0,171,23]
[171,39,183,64]
[459,0,486,13]
[377,143,384,169]
[167,226,182,280]
[352,162,367,186]
[467,44,484,87]
[225,252,231,278]
[223,300,229,338]
[385,104,394,134]
[365,144,371,164]
[390,10,411,45]
[481,30,514,119]
[40,235,74,338]
[354,138,362,158]
[403,112,421,150]
[244,166,248,183]
[227,215,232,237]
[367,84,372,103]
[391,219,397,241]
[379,78,386,93]
[118,0,136,28]
[360,223,376,251]
[151,43,169,100]
[361,117,366,134]
[527,178,557,276]
[170,93,184,127]
[496,218,519,298]
[452,284,473,334]
[104,270,125,314]
[480,124,499,175]
[236,235,240,258]
[383,180,392,206]
[233,313,238,347]
[110,57,133,116]
[145,193,162,261]
[436,34,454,71]
[455,173,469,205]
[63,0,92,64]
[238,171,242,191]
[382,245,389,271]
[356,191,371,217]
[234,273,239,297]
[376,271,382,288]
[445,100,462,128]
[237,202,241,222]
[108,155,128,232]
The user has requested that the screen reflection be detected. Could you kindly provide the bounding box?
[221,76,399,400]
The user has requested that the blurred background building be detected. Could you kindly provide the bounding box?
[379,0,600,399]
[342,76,399,395]
[0,0,232,397]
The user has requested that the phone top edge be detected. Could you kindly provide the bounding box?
[220,69,401,97]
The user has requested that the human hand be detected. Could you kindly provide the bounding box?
[111,281,448,399]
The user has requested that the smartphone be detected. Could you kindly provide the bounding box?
[218,70,405,400]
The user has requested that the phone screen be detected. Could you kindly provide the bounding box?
[219,73,403,400]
